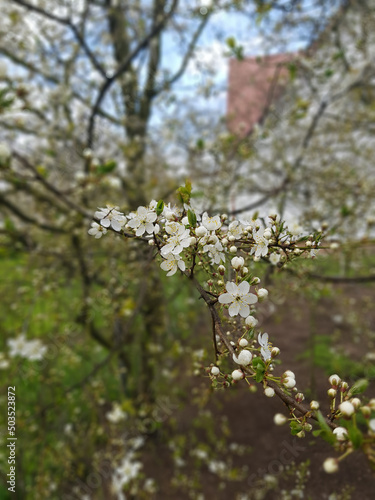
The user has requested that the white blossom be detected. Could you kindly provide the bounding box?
[88,222,107,238]
[218,281,258,318]
[233,349,252,366]
[202,212,222,231]
[204,242,225,265]
[269,253,280,265]
[333,427,348,441]
[127,206,158,236]
[251,228,269,258]
[245,315,258,328]
[258,333,272,361]
[106,404,127,423]
[228,220,243,240]
[95,206,126,232]
[7,334,47,361]
[160,253,186,276]
[161,222,192,256]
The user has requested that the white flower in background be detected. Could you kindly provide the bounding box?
[228,220,243,240]
[160,253,186,276]
[333,427,348,441]
[192,448,208,460]
[7,334,28,357]
[258,333,272,361]
[251,228,269,257]
[269,253,280,265]
[22,339,47,361]
[127,205,158,236]
[202,212,222,231]
[95,206,126,232]
[339,401,355,417]
[233,349,252,366]
[106,403,127,423]
[208,460,226,475]
[218,281,258,318]
[288,221,303,237]
[112,456,142,493]
[257,288,268,300]
[88,222,107,238]
[274,413,288,425]
[204,242,225,265]
[0,352,9,369]
[323,458,339,474]
[8,334,47,360]
[239,217,258,231]
[161,223,192,256]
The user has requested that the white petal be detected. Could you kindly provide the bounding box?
[239,303,250,318]
[237,281,250,295]
[100,218,110,228]
[228,302,240,317]
[218,293,234,305]
[111,220,122,232]
[136,226,146,236]
[242,293,258,305]
[178,260,186,272]
[226,282,238,294]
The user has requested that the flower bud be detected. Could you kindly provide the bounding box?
[189,237,197,245]
[369,419,375,432]
[271,347,280,357]
[231,369,244,381]
[264,387,275,398]
[218,265,225,275]
[284,377,296,389]
[251,277,260,285]
[231,256,244,270]
[329,374,341,387]
[361,405,371,418]
[222,238,228,246]
[245,316,258,328]
[228,235,236,242]
[283,370,295,379]
[233,350,252,366]
[296,430,305,438]
[273,413,287,426]
[253,256,260,262]
[148,239,155,246]
[239,338,248,348]
[369,399,375,411]
[305,240,312,247]
[333,427,348,441]
[339,401,355,417]
[304,423,312,432]
[328,388,337,398]
[263,229,272,240]
[340,381,349,392]
[323,458,339,474]
[196,226,207,237]
[310,400,320,410]
[242,267,249,276]
[257,288,268,300]
[295,393,305,403]
[229,246,237,254]
[351,398,361,409]
[211,366,220,376]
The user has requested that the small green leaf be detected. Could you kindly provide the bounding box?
[156,200,164,216]
[252,357,265,369]
[95,160,117,175]
[348,378,369,396]
[255,371,264,383]
[290,421,303,435]
[347,423,363,449]
[187,209,197,227]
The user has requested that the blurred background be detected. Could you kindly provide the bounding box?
[0,0,375,498]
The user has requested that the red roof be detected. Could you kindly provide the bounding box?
[227,53,297,137]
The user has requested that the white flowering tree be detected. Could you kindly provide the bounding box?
[1,0,375,498]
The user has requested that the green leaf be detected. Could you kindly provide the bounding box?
[226,36,236,49]
[252,357,265,369]
[95,160,117,175]
[255,371,265,383]
[290,421,303,435]
[187,209,197,227]
[316,411,335,445]
[348,378,369,396]
[156,200,164,216]
[347,423,363,449]
[288,63,297,81]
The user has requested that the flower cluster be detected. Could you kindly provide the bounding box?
[7,334,47,361]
